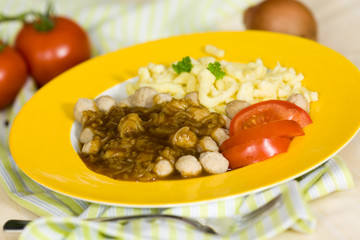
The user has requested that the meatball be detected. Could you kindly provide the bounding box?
[287,93,309,112]
[118,97,131,107]
[170,126,198,149]
[221,114,231,129]
[196,136,219,153]
[153,93,172,105]
[199,152,229,174]
[79,127,94,144]
[184,91,200,106]
[154,160,174,178]
[82,138,101,154]
[175,155,202,177]
[211,128,229,146]
[225,100,250,119]
[95,95,116,113]
[128,87,158,108]
[73,98,97,123]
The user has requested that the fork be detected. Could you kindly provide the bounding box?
[3,194,282,236]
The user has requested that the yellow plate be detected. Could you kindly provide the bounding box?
[10,31,360,207]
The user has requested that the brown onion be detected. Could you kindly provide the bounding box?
[244,0,317,40]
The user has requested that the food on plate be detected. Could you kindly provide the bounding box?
[225,100,250,119]
[73,98,97,123]
[210,127,229,146]
[74,87,230,182]
[175,155,203,178]
[228,99,312,136]
[287,93,309,112]
[154,159,174,177]
[79,127,94,144]
[222,137,291,169]
[197,136,219,152]
[0,41,28,109]
[126,87,159,108]
[172,56,193,75]
[204,44,225,58]
[95,95,116,113]
[244,0,317,41]
[75,49,317,181]
[221,99,312,169]
[220,119,304,152]
[207,61,226,80]
[127,55,318,113]
[199,152,229,174]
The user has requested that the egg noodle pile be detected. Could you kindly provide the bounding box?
[126,45,318,113]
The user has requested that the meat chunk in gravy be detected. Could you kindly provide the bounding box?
[76,88,228,182]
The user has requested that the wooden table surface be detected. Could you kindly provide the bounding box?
[1,0,360,239]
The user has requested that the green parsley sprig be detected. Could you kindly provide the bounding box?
[172,56,193,74]
[207,61,226,80]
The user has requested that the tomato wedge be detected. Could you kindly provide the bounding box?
[220,120,304,152]
[229,100,312,136]
[222,137,291,169]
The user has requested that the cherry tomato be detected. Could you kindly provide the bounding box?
[229,100,312,136]
[15,16,91,87]
[220,120,304,152]
[0,42,28,109]
[222,137,291,169]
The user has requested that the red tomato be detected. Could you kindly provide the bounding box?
[220,120,304,152]
[222,137,291,169]
[0,42,28,109]
[15,16,91,87]
[229,100,312,136]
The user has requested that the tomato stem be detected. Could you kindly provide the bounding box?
[33,15,54,32]
[33,2,55,32]
[0,12,30,22]
[0,2,55,32]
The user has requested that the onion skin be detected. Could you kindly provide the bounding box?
[244,0,317,41]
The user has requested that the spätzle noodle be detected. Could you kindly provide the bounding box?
[205,44,225,58]
[127,47,318,112]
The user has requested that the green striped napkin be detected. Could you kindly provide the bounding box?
[0,0,354,239]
